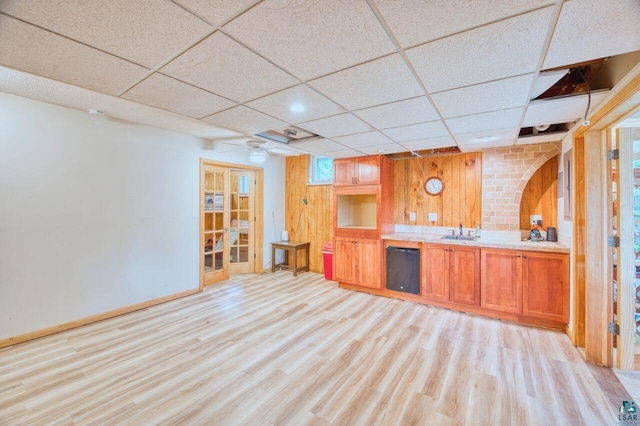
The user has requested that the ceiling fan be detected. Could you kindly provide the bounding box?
[245,139,300,164]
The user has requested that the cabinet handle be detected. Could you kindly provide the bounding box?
[523,256,527,259]
[355,177,359,184]
[517,255,521,258]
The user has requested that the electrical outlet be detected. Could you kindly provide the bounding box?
[409,212,416,222]
[530,215,542,226]
[428,213,437,222]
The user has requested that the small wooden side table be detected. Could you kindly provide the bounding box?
[271,241,310,276]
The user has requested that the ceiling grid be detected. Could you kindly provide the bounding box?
[0,0,639,157]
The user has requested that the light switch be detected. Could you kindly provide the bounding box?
[428,213,437,222]
[409,212,416,222]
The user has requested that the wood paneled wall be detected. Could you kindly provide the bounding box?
[393,153,482,227]
[519,155,558,231]
[285,155,333,273]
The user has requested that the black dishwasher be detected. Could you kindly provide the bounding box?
[386,246,420,295]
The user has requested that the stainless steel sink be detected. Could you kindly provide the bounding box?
[441,235,475,241]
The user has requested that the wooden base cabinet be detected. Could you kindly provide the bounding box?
[334,237,381,289]
[522,251,569,323]
[423,244,480,306]
[481,248,569,324]
[481,249,522,314]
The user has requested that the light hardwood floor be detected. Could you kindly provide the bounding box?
[0,272,617,425]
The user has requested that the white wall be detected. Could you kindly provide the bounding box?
[557,132,573,248]
[0,93,285,340]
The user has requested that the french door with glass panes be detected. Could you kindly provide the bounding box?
[202,165,230,285]
[202,165,255,285]
[229,170,254,275]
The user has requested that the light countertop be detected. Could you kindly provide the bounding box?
[382,232,570,254]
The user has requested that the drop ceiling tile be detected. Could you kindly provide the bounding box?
[431,74,533,119]
[0,0,212,68]
[406,7,553,93]
[400,136,456,152]
[223,0,395,80]
[174,0,258,26]
[374,0,553,48]
[298,114,373,138]
[517,133,567,146]
[122,73,235,118]
[247,85,344,124]
[353,97,439,129]
[293,139,347,154]
[309,54,423,111]
[161,32,298,103]
[325,149,365,159]
[0,16,149,96]
[357,143,407,155]
[544,0,640,69]
[522,92,609,127]
[202,106,288,134]
[332,132,393,149]
[0,66,242,140]
[382,121,449,143]
[454,127,518,147]
[532,70,569,99]
[446,108,523,134]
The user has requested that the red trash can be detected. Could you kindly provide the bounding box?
[322,242,333,280]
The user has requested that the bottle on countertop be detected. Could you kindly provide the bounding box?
[475,223,481,239]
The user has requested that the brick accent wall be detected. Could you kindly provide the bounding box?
[482,142,561,231]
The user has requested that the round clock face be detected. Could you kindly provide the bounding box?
[425,177,444,196]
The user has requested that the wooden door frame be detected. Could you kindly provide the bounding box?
[199,159,264,290]
[570,65,640,367]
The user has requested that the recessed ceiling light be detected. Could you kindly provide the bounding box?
[472,135,502,143]
[290,103,305,113]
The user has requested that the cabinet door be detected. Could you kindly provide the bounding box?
[358,239,381,289]
[522,251,569,322]
[333,159,356,186]
[422,244,449,301]
[356,157,380,185]
[334,237,357,284]
[481,249,522,314]
[449,246,480,306]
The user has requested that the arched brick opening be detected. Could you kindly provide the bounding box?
[512,144,562,208]
[481,142,562,231]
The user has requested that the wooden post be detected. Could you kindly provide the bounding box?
[584,130,611,366]
[617,128,637,370]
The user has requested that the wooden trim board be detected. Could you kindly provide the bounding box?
[0,288,200,349]
[338,283,567,331]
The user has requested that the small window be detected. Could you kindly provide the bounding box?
[309,156,333,184]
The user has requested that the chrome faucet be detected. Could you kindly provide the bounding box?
[459,223,463,236]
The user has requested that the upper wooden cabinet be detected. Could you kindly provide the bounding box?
[333,156,387,186]
[333,155,394,239]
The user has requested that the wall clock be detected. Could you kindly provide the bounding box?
[424,176,444,196]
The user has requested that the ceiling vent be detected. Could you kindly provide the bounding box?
[254,126,320,144]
